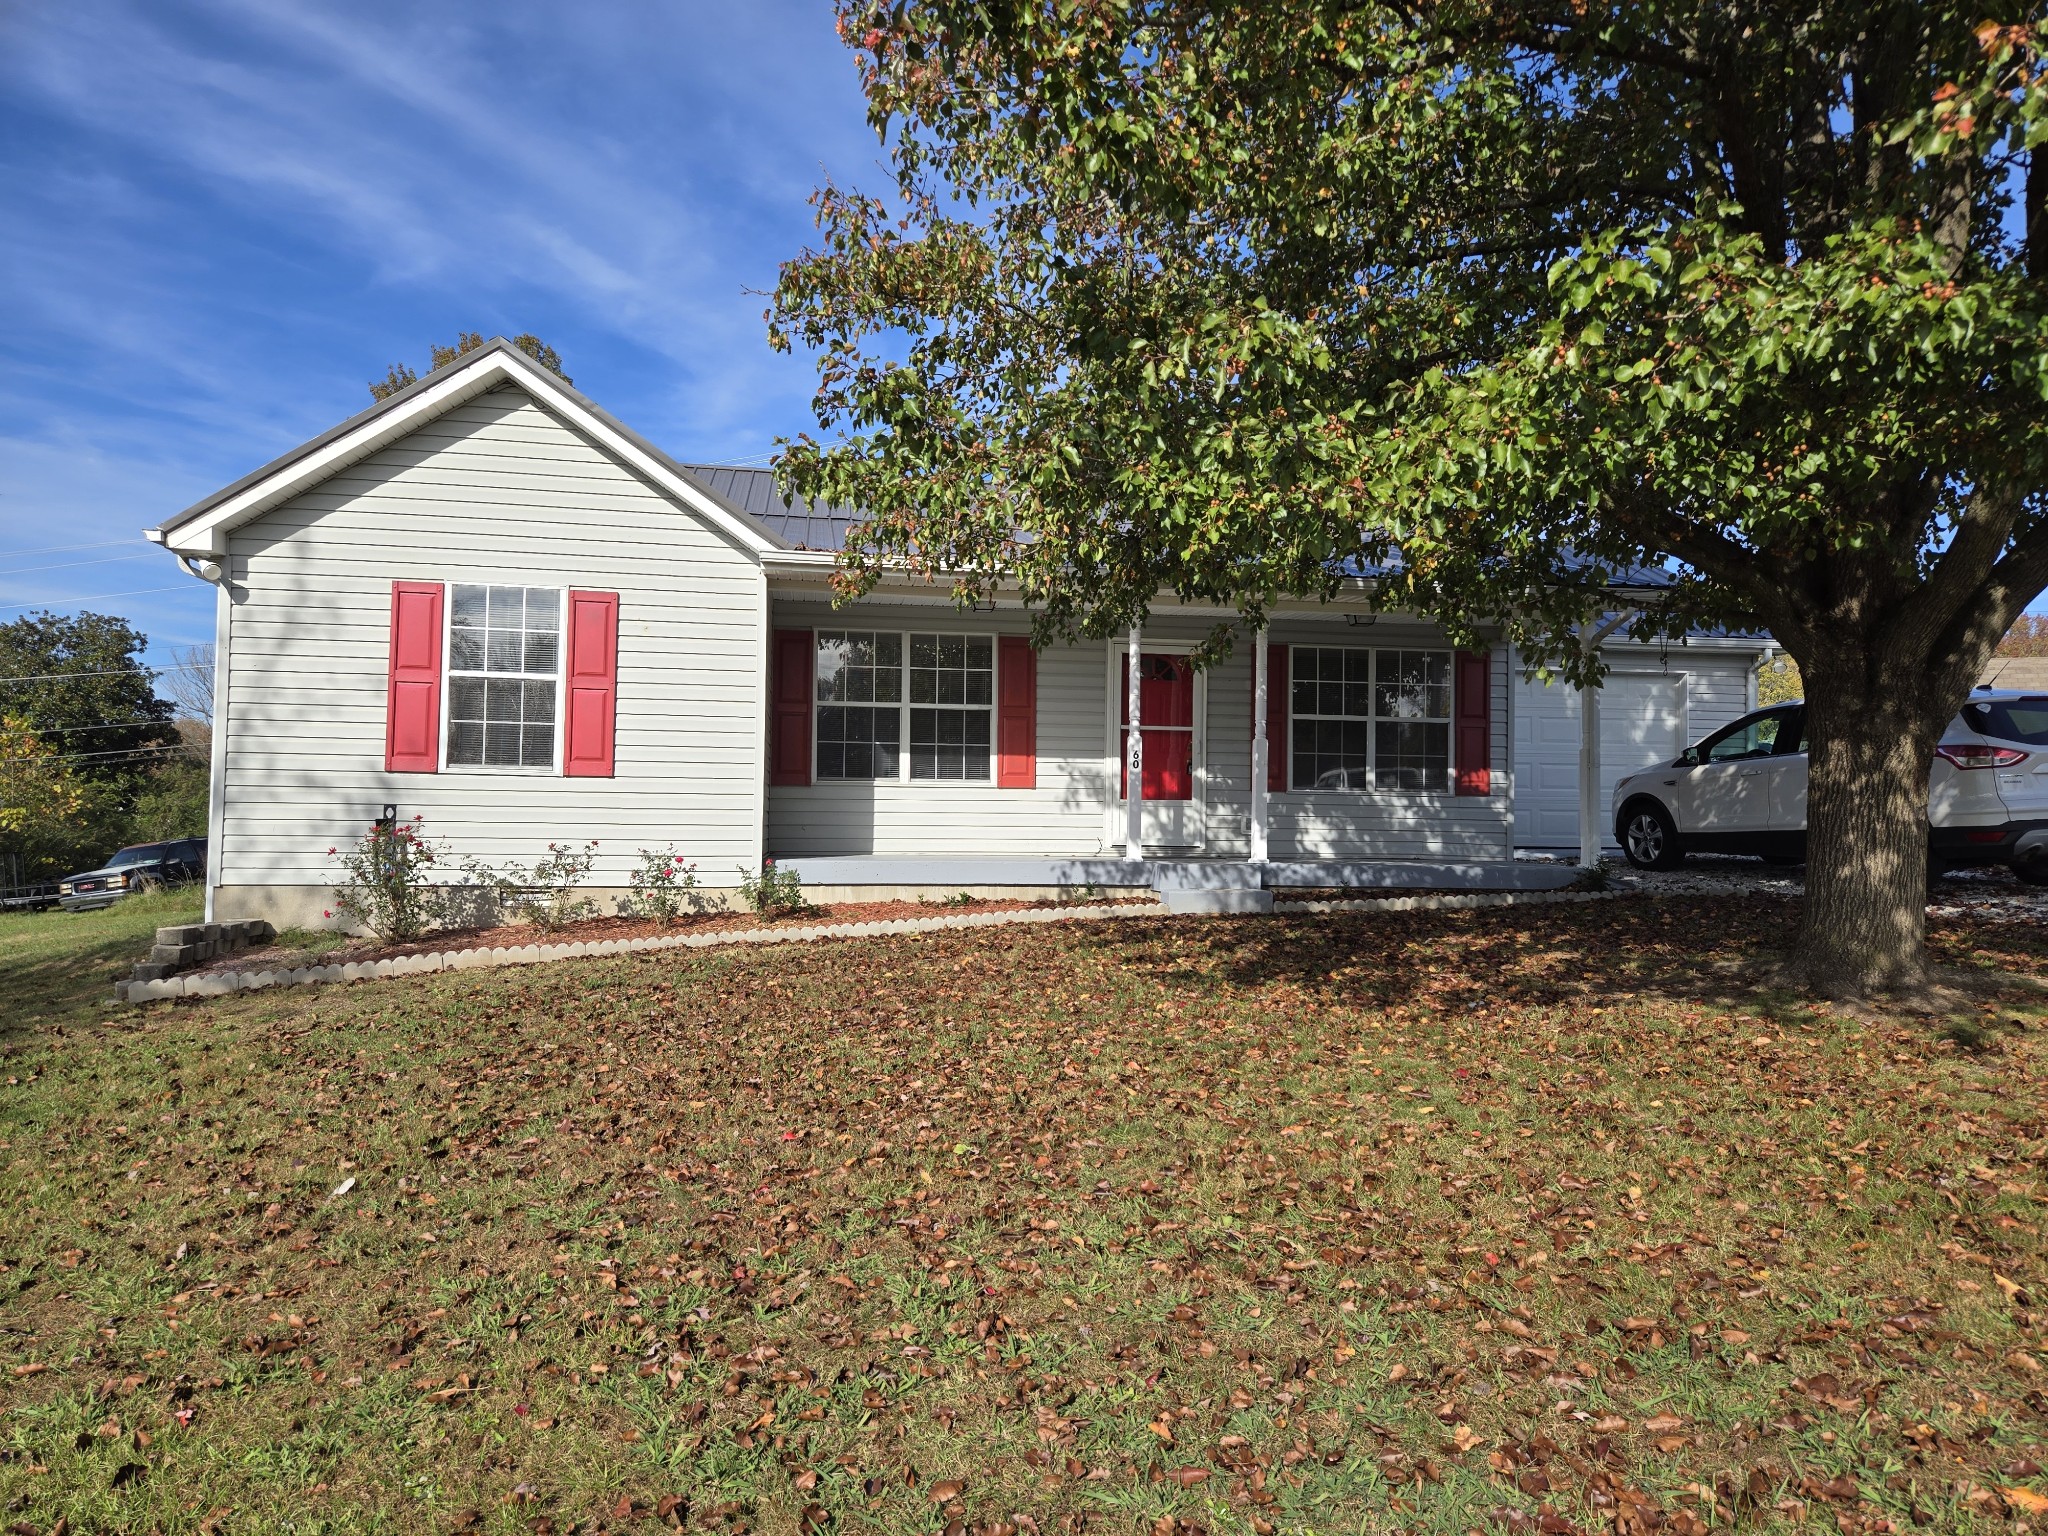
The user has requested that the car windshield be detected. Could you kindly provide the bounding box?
[105,845,163,868]
[1964,699,2048,746]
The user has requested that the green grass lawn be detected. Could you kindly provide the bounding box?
[0,887,204,1033]
[2,897,2044,1535]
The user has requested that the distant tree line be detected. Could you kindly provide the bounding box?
[0,611,210,884]
[370,332,569,401]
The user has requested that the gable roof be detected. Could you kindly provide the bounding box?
[149,337,785,558]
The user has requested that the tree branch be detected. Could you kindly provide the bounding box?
[2029,144,2047,283]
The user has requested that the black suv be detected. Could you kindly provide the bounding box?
[57,838,207,912]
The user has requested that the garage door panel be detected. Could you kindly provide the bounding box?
[1514,671,1685,849]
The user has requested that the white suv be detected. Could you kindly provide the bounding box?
[1609,689,2048,882]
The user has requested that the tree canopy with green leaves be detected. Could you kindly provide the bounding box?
[370,332,570,401]
[0,611,179,878]
[771,1,2048,995]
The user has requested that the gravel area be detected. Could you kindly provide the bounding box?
[1529,851,2048,920]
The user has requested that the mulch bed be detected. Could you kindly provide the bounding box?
[180,894,1156,978]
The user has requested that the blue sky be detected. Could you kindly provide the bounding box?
[1,1,881,668]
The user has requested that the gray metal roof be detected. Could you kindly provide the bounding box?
[680,464,862,551]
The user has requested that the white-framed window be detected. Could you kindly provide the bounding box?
[1290,646,1451,792]
[445,584,563,769]
[816,630,994,782]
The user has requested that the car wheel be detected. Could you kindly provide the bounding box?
[2014,859,2048,887]
[1620,802,1685,870]
[130,874,163,895]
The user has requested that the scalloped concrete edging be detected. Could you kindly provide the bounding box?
[116,887,1615,1004]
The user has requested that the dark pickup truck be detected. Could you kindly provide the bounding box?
[57,838,208,912]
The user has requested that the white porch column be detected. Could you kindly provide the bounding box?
[1578,624,1602,869]
[1126,625,1144,860]
[1250,627,1270,865]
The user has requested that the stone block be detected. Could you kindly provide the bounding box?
[156,923,210,946]
[184,973,238,998]
[131,961,178,982]
[150,942,204,967]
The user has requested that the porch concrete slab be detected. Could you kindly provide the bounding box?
[1261,860,1579,892]
[780,857,1152,890]
[776,855,1576,895]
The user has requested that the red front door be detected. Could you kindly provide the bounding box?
[1120,653,1195,800]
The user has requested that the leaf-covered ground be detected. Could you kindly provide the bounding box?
[2,897,2045,1536]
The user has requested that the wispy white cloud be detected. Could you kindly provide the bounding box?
[0,0,879,619]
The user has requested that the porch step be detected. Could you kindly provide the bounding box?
[1262,860,1576,892]
[1161,888,1275,915]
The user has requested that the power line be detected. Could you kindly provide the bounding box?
[0,666,204,684]
[0,585,192,613]
[0,538,147,558]
[7,552,164,577]
[23,719,186,737]
[5,743,188,767]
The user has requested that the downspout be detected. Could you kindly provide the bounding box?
[1748,639,1776,711]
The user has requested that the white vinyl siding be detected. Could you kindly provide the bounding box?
[768,600,1117,857]
[214,387,765,894]
[766,605,1514,861]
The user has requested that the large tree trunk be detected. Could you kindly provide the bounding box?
[1795,661,1955,997]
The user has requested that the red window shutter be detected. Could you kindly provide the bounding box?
[563,590,620,777]
[771,629,813,785]
[1251,643,1289,792]
[1455,648,1492,796]
[996,635,1037,788]
[384,581,444,772]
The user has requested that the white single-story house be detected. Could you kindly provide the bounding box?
[148,339,1771,924]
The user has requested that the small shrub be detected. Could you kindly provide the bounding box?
[920,890,981,908]
[737,858,809,916]
[622,847,700,926]
[328,817,454,943]
[1572,860,1613,892]
[1057,882,1103,905]
[465,840,601,932]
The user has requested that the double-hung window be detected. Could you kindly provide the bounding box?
[909,634,993,780]
[815,631,994,781]
[1290,647,1452,792]
[815,631,903,779]
[446,584,562,768]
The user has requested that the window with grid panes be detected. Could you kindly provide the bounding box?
[1288,646,1451,791]
[815,632,903,779]
[1290,647,1373,789]
[1372,649,1452,790]
[908,634,992,779]
[446,584,561,768]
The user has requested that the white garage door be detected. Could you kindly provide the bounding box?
[1514,672,1687,849]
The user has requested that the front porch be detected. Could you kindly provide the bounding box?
[776,855,1578,913]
